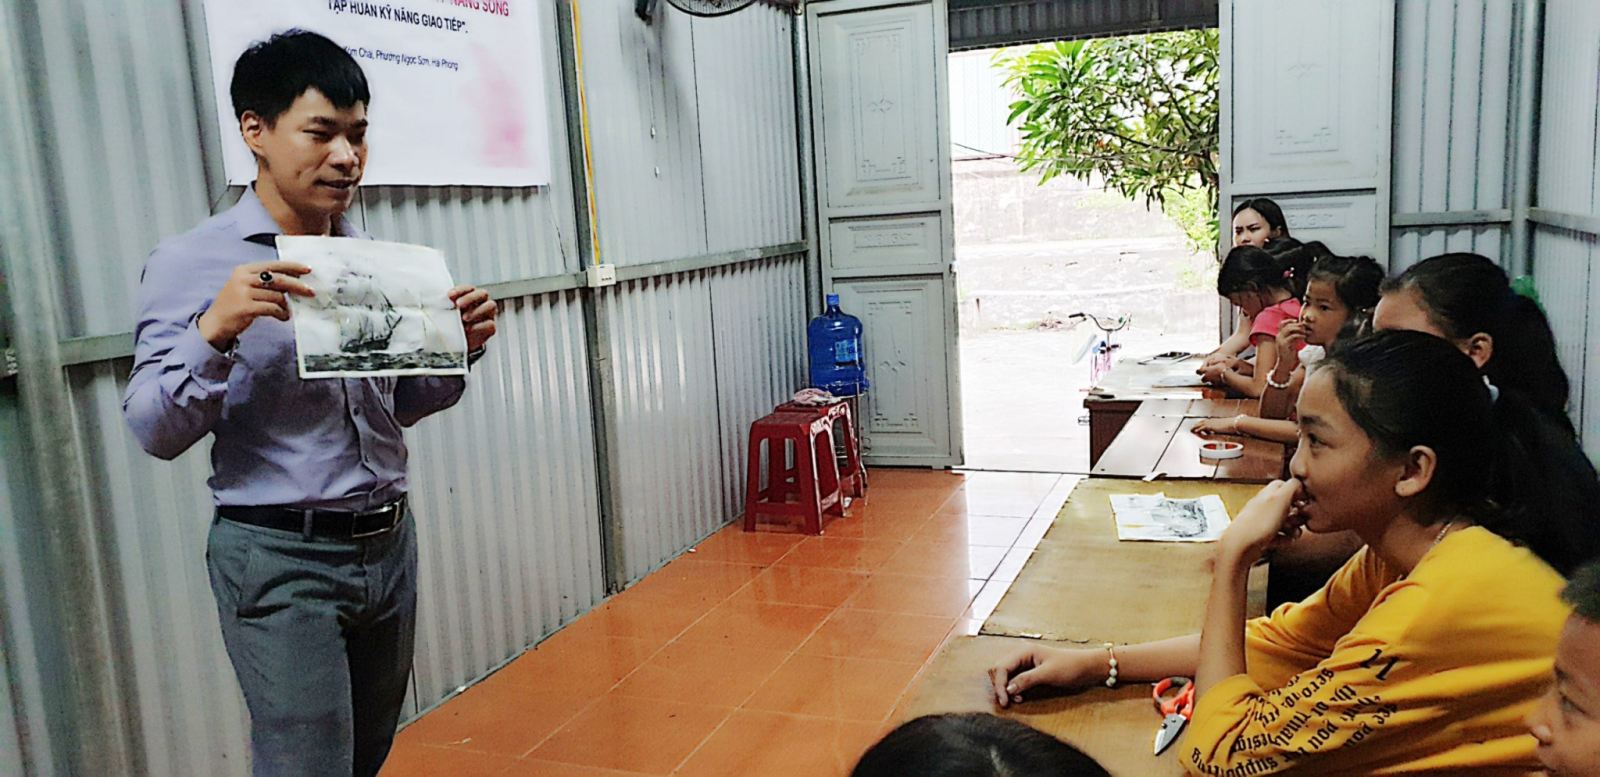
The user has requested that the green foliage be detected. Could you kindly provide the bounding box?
[998,31,1220,249]
[1161,186,1220,255]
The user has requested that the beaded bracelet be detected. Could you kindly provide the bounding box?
[1103,642,1119,687]
[1265,371,1293,390]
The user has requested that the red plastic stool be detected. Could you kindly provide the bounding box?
[776,400,866,499]
[743,411,847,534]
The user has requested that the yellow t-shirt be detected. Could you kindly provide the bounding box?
[1183,526,1568,776]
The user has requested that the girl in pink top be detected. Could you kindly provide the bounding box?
[1199,243,1315,398]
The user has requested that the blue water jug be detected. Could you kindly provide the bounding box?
[808,294,870,396]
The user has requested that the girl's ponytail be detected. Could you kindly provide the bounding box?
[1482,384,1600,574]
[1485,292,1572,426]
[1266,239,1331,299]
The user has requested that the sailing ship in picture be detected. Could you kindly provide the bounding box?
[279,236,469,378]
[332,272,403,353]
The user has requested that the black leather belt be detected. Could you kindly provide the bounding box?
[217,496,407,540]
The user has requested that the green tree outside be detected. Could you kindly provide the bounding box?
[997,30,1220,256]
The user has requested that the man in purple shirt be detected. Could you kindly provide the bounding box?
[122,31,497,777]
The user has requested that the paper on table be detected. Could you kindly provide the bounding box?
[1110,493,1231,542]
[279,236,468,379]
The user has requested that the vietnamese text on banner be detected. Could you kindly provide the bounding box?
[202,0,552,187]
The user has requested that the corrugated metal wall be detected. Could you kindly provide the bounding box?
[604,273,726,583]
[406,291,606,704]
[1,0,811,773]
[1389,0,1518,269]
[583,2,805,585]
[3,1,254,773]
[67,363,247,777]
[602,255,807,586]
[1535,1,1598,218]
[1383,0,1600,458]
[578,3,708,266]
[20,0,220,341]
[578,2,802,265]
[1389,226,1509,272]
[948,0,1218,51]
[1533,0,1600,457]
[708,257,809,522]
[0,626,23,777]
[694,10,805,253]
[0,384,54,777]
[360,186,577,285]
[1531,227,1593,433]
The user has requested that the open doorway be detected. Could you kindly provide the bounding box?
[948,36,1220,473]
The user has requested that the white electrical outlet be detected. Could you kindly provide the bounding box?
[586,263,617,288]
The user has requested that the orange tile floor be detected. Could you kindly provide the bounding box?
[382,469,1080,776]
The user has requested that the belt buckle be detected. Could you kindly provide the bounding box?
[349,497,404,539]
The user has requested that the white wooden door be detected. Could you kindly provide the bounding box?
[1220,0,1394,263]
[807,0,962,467]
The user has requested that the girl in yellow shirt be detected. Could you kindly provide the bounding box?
[989,330,1600,775]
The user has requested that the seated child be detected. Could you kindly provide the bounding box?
[1526,559,1600,776]
[1195,253,1382,443]
[1374,251,1573,422]
[1198,242,1323,397]
[853,713,1109,777]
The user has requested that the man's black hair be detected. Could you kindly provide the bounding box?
[230,30,370,124]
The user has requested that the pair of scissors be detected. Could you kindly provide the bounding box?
[1153,676,1195,755]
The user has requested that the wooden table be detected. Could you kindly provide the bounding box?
[898,477,1270,775]
[982,478,1268,643]
[1084,356,1226,465]
[1130,397,1251,419]
[899,635,1188,776]
[1091,401,1285,483]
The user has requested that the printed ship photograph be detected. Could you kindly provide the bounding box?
[278,236,469,378]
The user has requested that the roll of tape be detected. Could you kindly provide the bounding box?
[1199,441,1245,460]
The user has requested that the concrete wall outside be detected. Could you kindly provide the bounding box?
[952,157,1217,336]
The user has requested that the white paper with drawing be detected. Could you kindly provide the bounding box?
[1109,493,1231,542]
[278,236,467,379]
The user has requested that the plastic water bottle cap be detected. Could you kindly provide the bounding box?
[826,293,840,306]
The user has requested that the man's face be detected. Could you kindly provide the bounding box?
[244,88,367,218]
[1527,616,1600,776]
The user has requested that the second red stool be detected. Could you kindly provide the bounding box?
[776,400,866,499]
[743,411,847,534]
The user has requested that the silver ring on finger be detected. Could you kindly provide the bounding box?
[258,271,274,288]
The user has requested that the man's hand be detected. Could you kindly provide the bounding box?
[449,286,499,352]
[197,261,315,351]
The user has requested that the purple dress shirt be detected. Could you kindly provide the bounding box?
[123,187,465,510]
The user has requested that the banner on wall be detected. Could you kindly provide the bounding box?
[202,0,551,187]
